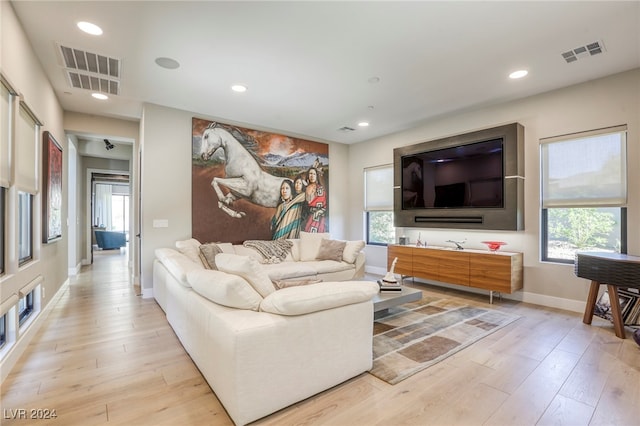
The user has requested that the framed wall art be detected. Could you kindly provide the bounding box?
[42,131,62,243]
[192,119,329,243]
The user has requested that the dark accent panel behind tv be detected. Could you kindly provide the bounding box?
[393,123,524,231]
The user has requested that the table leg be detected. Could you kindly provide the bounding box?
[607,285,626,339]
[583,280,600,325]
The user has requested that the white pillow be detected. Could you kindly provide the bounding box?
[343,240,365,264]
[187,269,262,311]
[259,281,379,316]
[175,238,202,264]
[287,239,300,261]
[155,248,203,287]
[299,231,330,261]
[215,253,276,297]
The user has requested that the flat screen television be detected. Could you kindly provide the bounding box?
[401,138,504,209]
[393,123,524,231]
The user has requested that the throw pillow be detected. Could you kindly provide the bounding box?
[272,278,322,290]
[216,253,276,297]
[198,242,223,270]
[175,238,202,264]
[259,281,380,316]
[299,231,330,261]
[187,269,262,311]
[316,239,346,262]
[343,240,365,264]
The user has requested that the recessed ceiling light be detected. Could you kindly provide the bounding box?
[155,57,180,69]
[77,21,103,36]
[91,93,108,100]
[231,84,247,93]
[509,70,528,79]
[358,122,370,127]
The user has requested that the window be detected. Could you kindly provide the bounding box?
[18,290,34,326]
[0,187,4,274]
[364,165,395,245]
[18,191,33,265]
[541,126,627,263]
[0,313,6,349]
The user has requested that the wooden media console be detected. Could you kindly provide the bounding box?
[387,244,523,303]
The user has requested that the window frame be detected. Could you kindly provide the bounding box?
[364,164,395,246]
[0,313,6,350]
[366,210,395,246]
[18,191,33,266]
[540,126,627,264]
[0,187,4,274]
[18,291,34,326]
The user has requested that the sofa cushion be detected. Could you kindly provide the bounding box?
[199,242,223,270]
[272,278,322,289]
[216,253,276,297]
[232,245,264,261]
[261,262,318,281]
[300,260,354,275]
[316,239,346,261]
[175,238,202,264]
[187,269,262,311]
[155,247,204,287]
[299,231,330,261]
[259,281,379,316]
[343,240,365,264]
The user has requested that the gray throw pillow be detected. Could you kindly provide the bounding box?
[198,243,223,270]
[315,239,347,262]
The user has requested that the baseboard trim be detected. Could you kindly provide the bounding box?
[0,278,70,383]
[141,287,154,299]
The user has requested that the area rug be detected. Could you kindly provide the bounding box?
[370,295,520,385]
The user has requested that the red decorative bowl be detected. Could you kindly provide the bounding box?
[481,241,507,252]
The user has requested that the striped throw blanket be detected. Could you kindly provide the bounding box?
[243,240,293,263]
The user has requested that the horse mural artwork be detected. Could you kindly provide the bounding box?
[199,123,286,218]
[192,119,330,243]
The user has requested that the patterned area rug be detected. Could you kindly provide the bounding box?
[371,295,520,385]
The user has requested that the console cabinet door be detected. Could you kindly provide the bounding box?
[412,248,440,281]
[436,250,470,286]
[469,253,523,293]
[387,245,413,276]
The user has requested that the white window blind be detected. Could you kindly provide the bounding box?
[364,164,393,211]
[541,126,627,208]
[15,101,41,194]
[0,80,13,188]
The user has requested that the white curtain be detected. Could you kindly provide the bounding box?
[94,184,113,230]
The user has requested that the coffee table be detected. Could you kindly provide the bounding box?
[372,286,422,319]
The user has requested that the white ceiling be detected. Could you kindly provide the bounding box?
[10,1,640,147]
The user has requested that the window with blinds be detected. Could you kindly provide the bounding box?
[540,126,627,263]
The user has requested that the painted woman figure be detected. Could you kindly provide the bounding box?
[271,179,306,240]
[303,167,327,233]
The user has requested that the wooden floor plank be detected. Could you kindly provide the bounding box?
[2,249,639,425]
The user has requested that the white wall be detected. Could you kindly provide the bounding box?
[348,69,640,312]
[138,104,351,293]
[0,0,67,382]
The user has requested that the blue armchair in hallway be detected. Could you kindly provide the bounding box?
[94,230,127,250]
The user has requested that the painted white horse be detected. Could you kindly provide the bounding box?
[402,160,423,207]
[199,123,285,218]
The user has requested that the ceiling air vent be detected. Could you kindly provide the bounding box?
[561,40,606,63]
[58,44,121,95]
[338,126,356,132]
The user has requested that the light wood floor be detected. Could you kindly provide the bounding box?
[2,251,639,425]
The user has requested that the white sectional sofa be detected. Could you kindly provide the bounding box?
[152,233,378,425]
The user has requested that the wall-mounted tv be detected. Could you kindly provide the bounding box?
[394,123,524,231]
